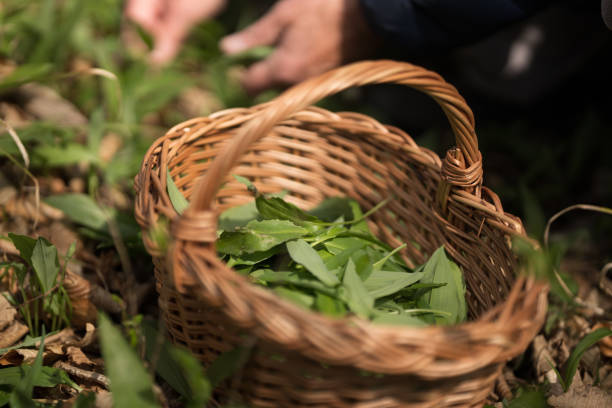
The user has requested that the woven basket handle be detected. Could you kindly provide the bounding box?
[189,60,480,214]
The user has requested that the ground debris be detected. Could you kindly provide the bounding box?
[548,371,612,408]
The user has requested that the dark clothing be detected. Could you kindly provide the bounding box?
[358,0,559,53]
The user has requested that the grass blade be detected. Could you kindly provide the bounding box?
[561,327,612,391]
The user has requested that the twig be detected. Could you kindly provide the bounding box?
[599,262,612,297]
[544,204,612,247]
[0,119,29,167]
[54,361,110,388]
[544,204,612,316]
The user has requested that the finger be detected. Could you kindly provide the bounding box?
[149,17,192,65]
[220,1,291,55]
[125,0,163,34]
[240,50,304,95]
[240,59,276,95]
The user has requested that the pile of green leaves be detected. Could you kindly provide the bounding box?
[169,175,467,326]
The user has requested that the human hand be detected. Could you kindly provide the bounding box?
[220,0,379,95]
[125,0,226,64]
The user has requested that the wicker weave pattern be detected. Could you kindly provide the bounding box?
[135,61,547,407]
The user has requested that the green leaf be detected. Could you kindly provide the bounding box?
[364,271,424,299]
[141,320,210,405]
[0,63,54,93]
[396,282,446,301]
[371,313,427,327]
[73,392,96,408]
[252,270,336,296]
[315,292,346,317]
[340,258,373,318]
[218,201,259,231]
[420,247,467,325]
[45,194,107,231]
[34,144,99,167]
[286,239,340,287]
[324,233,392,255]
[0,365,78,389]
[324,237,370,255]
[372,243,407,271]
[308,197,354,222]
[226,247,280,267]
[169,347,211,408]
[256,196,320,227]
[166,170,189,215]
[0,391,9,407]
[7,234,37,267]
[273,287,314,309]
[30,237,59,294]
[98,313,160,408]
[323,243,365,271]
[218,220,308,256]
[351,249,374,281]
[505,386,548,408]
[206,346,252,388]
[561,327,612,391]
[232,175,257,194]
[0,332,59,355]
[348,199,371,233]
[9,332,44,408]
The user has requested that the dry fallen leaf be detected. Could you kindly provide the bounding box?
[0,294,17,331]
[0,295,28,348]
[64,271,123,328]
[18,83,87,127]
[592,322,612,358]
[66,345,95,367]
[548,376,612,408]
[0,346,62,366]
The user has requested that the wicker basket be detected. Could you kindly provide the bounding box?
[134,60,548,407]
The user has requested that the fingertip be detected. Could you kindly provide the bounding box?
[220,35,249,55]
[149,37,179,65]
[241,61,275,96]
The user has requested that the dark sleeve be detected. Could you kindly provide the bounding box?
[359,0,556,54]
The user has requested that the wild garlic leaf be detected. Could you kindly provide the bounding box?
[348,199,370,233]
[323,243,365,270]
[340,258,373,318]
[420,247,467,325]
[371,312,427,327]
[273,287,314,309]
[256,196,320,228]
[308,197,354,222]
[166,170,189,214]
[217,220,308,255]
[286,239,340,287]
[225,247,280,267]
[315,293,347,317]
[30,237,60,294]
[7,233,37,267]
[324,237,368,255]
[351,249,374,281]
[364,270,424,299]
[251,270,336,296]
[218,200,259,231]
